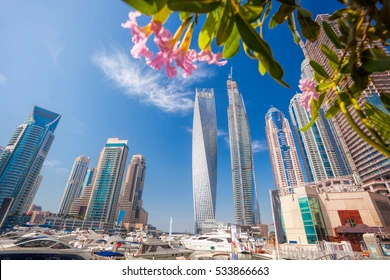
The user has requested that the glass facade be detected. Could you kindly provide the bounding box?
[0,106,61,227]
[289,94,348,183]
[192,89,217,233]
[298,195,327,244]
[227,79,260,225]
[86,138,128,223]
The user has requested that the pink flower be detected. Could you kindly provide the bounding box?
[298,79,320,115]
[173,49,197,77]
[198,49,227,66]
[147,22,179,78]
[122,11,153,59]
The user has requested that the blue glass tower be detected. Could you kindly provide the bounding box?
[86,138,128,223]
[0,106,61,227]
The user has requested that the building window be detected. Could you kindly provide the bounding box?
[348,218,356,227]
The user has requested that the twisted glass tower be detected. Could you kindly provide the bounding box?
[0,106,61,227]
[227,78,261,225]
[192,88,217,233]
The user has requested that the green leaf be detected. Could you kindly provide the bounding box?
[269,3,296,28]
[300,93,326,132]
[249,0,266,5]
[179,11,192,21]
[243,42,257,60]
[365,102,390,142]
[216,0,234,46]
[152,5,171,23]
[316,80,334,92]
[324,92,350,119]
[297,7,320,42]
[314,71,322,83]
[123,0,167,16]
[287,14,300,44]
[258,60,266,75]
[263,0,272,20]
[222,24,240,59]
[380,92,390,112]
[167,0,221,13]
[361,48,390,73]
[235,12,286,84]
[322,21,343,49]
[351,65,369,91]
[320,44,339,65]
[240,3,264,23]
[328,8,348,20]
[198,11,217,49]
[309,60,330,78]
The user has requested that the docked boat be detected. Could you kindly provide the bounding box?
[0,237,92,260]
[131,239,193,260]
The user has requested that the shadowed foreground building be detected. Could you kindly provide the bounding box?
[0,106,61,228]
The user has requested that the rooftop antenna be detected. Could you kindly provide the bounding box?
[230,67,233,81]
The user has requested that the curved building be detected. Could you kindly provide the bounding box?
[192,88,217,234]
[0,106,61,226]
[227,78,261,225]
[265,108,304,195]
[58,155,90,215]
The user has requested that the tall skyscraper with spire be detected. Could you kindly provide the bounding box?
[302,14,390,192]
[265,108,304,194]
[0,106,61,227]
[86,138,128,223]
[192,88,217,234]
[58,155,90,215]
[118,154,148,229]
[227,75,261,225]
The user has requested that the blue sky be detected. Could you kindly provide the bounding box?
[0,1,342,232]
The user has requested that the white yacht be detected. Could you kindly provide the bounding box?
[131,239,193,260]
[181,230,251,253]
[0,237,92,260]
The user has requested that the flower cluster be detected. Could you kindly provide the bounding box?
[298,79,320,115]
[122,12,227,78]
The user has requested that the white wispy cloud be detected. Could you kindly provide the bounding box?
[217,129,228,137]
[43,159,60,167]
[92,48,215,114]
[252,140,268,153]
[55,167,69,173]
[185,127,193,134]
[48,45,66,66]
[0,73,7,84]
[72,118,85,128]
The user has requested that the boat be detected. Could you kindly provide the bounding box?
[0,237,92,260]
[93,251,126,260]
[131,239,193,260]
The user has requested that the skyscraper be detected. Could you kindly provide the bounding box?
[192,88,217,233]
[118,155,147,229]
[265,108,304,195]
[227,78,261,225]
[0,146,4,157]
[0,106,61,227]
[81,168,96,192]
[304,14,390,191]
[25,175,43,214]
[289,94,348,182]
[58,155,90,215]
[86,138,128,223]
